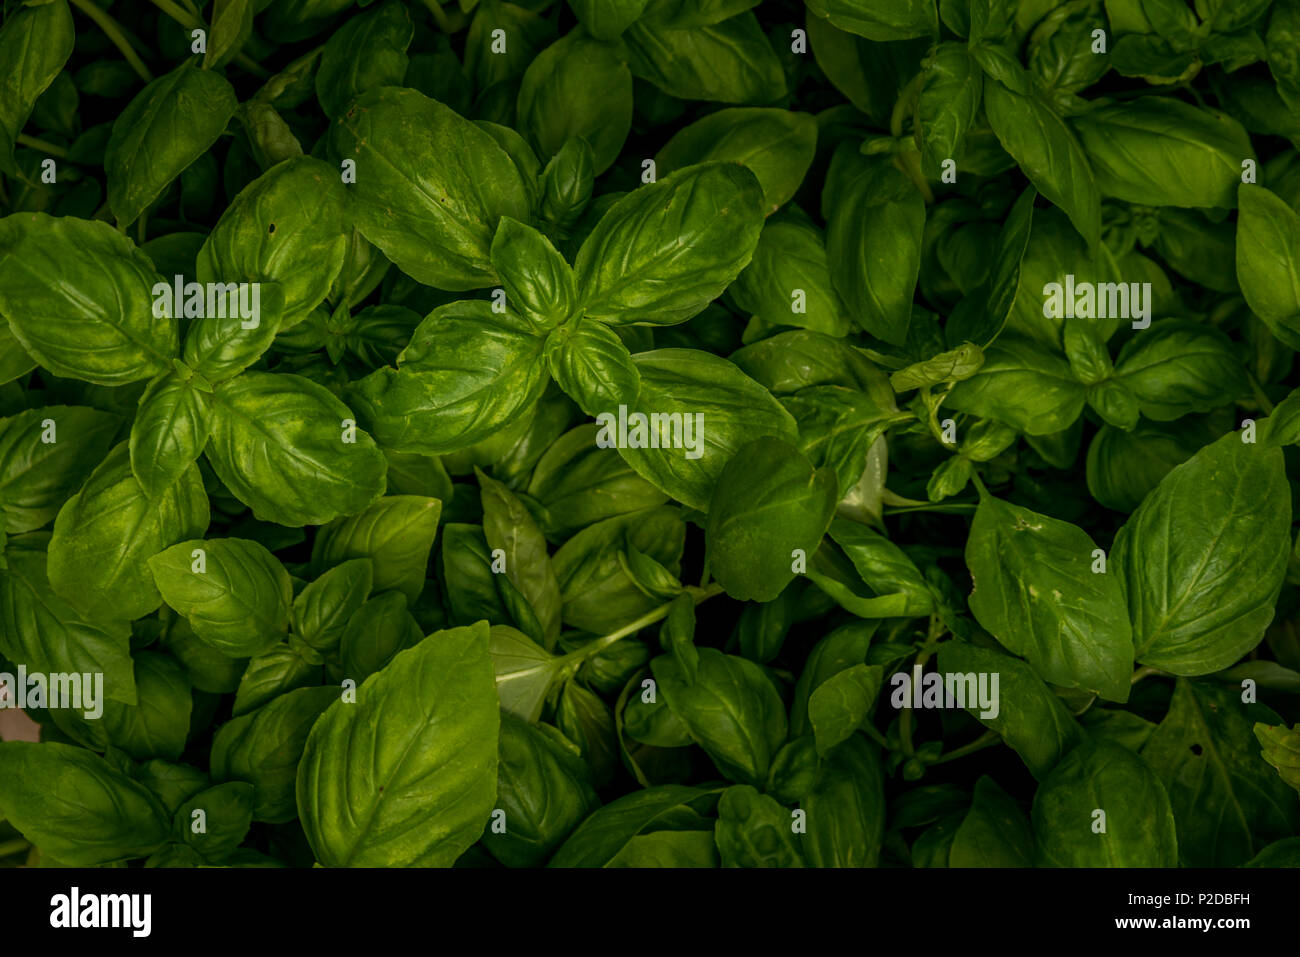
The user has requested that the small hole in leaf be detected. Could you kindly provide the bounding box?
[1190,744,1203,756]
[268,223,276,234]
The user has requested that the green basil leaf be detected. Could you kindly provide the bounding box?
[1150,207,1239,293]
[731,329,886,394]
[381,449,454,502]
[938,639,1085,780]
[483,712,598,866]
[611,349,799,511]
[311,496,441,604]
[945,335,1087,435]
[527,425,669,540]
[946,183,1034,348]
[624,687,694,747]
[479,470,562,645]
[655,108,818,215]
[1236,183,1300,348]
[780,385,902,496]
[48,444,208,621]
[330,87,531,290]
[490,624,571,723]
[660,591,699,677]
[129,372,213,500]
[314,0,412,117]
[240,99,305,171]
[810,15,930,120]
[1032,739,1178,866]
[705,438,838,602]
[1244,837,1300,867]
[715,784,805,866]
[106,62,238,228]
[149,537,293,657]
[1028,1,1111,93]
[1087,378,1141,431]
[809,520,934,618]
[231,643,319,717]
[517,29,632,175]
[575,163,765,326]
[731,218,850,336]
[1062,315,1112,385]
[1113,432,1290,675]
[0,541,137,706]
[644,0,761,27]
[622,12,785,103]
[1199,0,1271,32]
[802,734,886,867]
[438,385,569,486]
[966,492,1133,701]
[554,507,684,634]
[297,622,500,866]
[890,342,985,391]
[948,775,1034,867]
[546,319,641,416]
[1079,706,1158,751]
[1143,679,1300,866]
[53,649,191,760]
[1072,98,1255,209]
[1111,321,1248,420]
[652,647,788,787]
[0,214,176,385]
[490,216,577,328]
[1254,721,1300,796]
[790,620,877,737]
[984,78,1100,248]
[463,1,555,94]
[568,0,650,39]
[1006,206,1121,347]
[765,735,821,804]
[162,617,245,695]
[210,685,338,823]
[0,324,36,386]
[0,405,120,534]
[204,0,255,70]
[349,302,548,454]
[576,637,648,705]
[442,524,512,631]
[328,228,390,313]
[1085,421,1198,512]
[194,156,349,352]
[807,0,938,39]
[548,784,716,866]
[959,418,1018,461]
[292,559,374,653]
[0,0,74,174]
[808,663,882,757]
[928,455,972,502]
[175,781,254,862]
[539,136,596,235]
[1268,0,1300,113]
[0,741,169,865]
[826,156,925,345]
[1264,385,1300,448]
[915,43,982,178]
[556,680,618,788]
[134,760,209,818]
[606,824,719,864]
[207,371,387,527]
[339,590,423,683]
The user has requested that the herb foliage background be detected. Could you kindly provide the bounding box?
[1,0,1300,869]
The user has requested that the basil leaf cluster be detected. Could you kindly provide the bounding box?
[1,0,1300,872]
